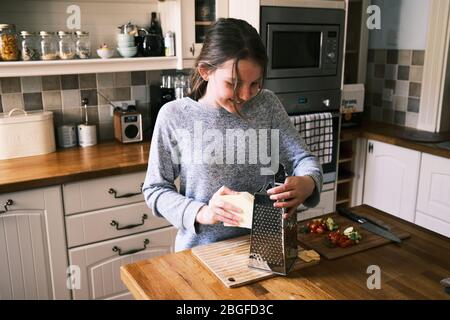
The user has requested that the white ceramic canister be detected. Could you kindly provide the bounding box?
[77,123,97,147]
[57,124,77,148]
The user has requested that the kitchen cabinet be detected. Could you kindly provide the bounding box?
[416,153,450,237]
[0,187,70,300]
[298,188,335,221]
[63,171,177,300]
[363,139,421,223]
[68,227,177,300]
[181,0,228,66]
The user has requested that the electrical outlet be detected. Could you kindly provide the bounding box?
[110,100,136,116]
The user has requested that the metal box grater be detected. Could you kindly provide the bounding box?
[248,192,298,275]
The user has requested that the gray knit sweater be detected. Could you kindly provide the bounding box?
[143,89,323,251]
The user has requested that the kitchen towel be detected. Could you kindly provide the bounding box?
[289,112,333,165]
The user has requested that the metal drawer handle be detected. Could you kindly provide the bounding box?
[108,183,143,199]
[112,239,149,256]
[0,199,13,214]
[110,214,148,230]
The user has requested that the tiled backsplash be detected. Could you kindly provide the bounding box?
[365,49,425,128]
[0,71,163,143]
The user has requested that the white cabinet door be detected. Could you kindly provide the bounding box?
[363,140,421,222]
[69,227,177,300]
[416,153,450,237]
[0,187,69,300]
[181,0,229,62]
[229,0,260,32]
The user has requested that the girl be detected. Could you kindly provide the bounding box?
[143,18,323,252]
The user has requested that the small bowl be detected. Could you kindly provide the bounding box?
[117,46,137,58]
[97,48,115,59]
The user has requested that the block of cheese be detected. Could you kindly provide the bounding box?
[219,192,254,229]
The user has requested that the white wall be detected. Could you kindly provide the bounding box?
[369,0,431,50]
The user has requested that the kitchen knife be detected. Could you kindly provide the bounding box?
[337,207,402,243]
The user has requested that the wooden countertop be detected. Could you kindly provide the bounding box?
[0,120,448,194]
[121,205,450,300]
[341,120,450,159]
[0,141,149,193]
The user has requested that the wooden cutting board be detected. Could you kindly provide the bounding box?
[297,212,410,260]
[192,235,319,288]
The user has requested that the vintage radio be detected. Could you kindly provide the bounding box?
[113,109,143,143]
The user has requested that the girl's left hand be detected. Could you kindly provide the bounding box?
[267,176,316,219]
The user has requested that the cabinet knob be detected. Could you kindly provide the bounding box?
[0,199,13,214]
[368,142,374,154]
[189,43,195,56]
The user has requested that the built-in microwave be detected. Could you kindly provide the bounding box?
[260,6,345,93]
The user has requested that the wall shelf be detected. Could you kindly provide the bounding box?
[0,56,179,77]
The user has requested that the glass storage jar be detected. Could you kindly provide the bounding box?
[39,31,58,60]
[57,31,76,60]
[20,31,39,61]
[75,31,90,59]
[0,24,20,61]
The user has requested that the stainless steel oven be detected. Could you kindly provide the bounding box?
[260,6,345,93]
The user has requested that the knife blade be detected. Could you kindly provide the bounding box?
[337,207,402,243]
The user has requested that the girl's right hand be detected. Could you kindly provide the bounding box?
[195,186,243,226]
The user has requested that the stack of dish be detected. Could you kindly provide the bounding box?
[117,34,137,58]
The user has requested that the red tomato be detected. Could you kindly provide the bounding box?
[316,226,325,234]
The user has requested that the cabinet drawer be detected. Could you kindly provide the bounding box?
[65,201,171,248]
[68,226,177,300]
[0,188,50,211]
[63,171,146,215]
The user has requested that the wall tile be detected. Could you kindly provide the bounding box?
[405,112,418,128]
[398,50,412,65]
[394,111,406,126]
[395,80,409,97]
[409,66,423,83]
[409,82,421,98]
[374,64,385,78]
[397,66,410,81]
[42,91,62,110]
[21,76,42,93]
[98,105,113,123]
[367,49,375,63]
[131,71,146,85]
[371,78,384,94]
[79,74,97,89]
[1,77,21,93]
[97,73,114,88]
[86,106,99,123]
[61,75,79,90]
[394,96,408,112]
[97,88,115,104]
[114,72,131,87]
[80,89,98,106]
[386,50,398,64]
[23,92,43,111]
[42,75,61,91]
[146,70,162,86]
[114,87,131,100]
[382,109,394,124]
[50,109,64,127]
[131,85,149,102]
[407,98,420,113]
[385,79,396,90]
[382,88,393,102]
[382,100,393,109]
[62,90,81,109]
[63,108,82,124]
[370,106,383,122]
[99,122,114,141]
[372,93,382,107]
[374,50,386,64]
[1,93,24,113]
[384,64,397,80]
[412,51,425,66]
[366,63,374,80]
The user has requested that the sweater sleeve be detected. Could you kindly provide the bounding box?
[268,91,323,208]
[142,104,205,235]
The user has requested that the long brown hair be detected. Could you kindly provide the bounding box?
[189,18,268,116]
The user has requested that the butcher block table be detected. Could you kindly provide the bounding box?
[121,205,450,300]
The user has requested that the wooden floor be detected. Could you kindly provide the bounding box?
[121,205,450,300]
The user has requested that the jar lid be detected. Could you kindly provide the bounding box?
[20,31,35,37]
[39,31,55,37]
[57,30,71,36]
[0,109,53,125]
[0,23,15,30]
[75,31,89,36]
